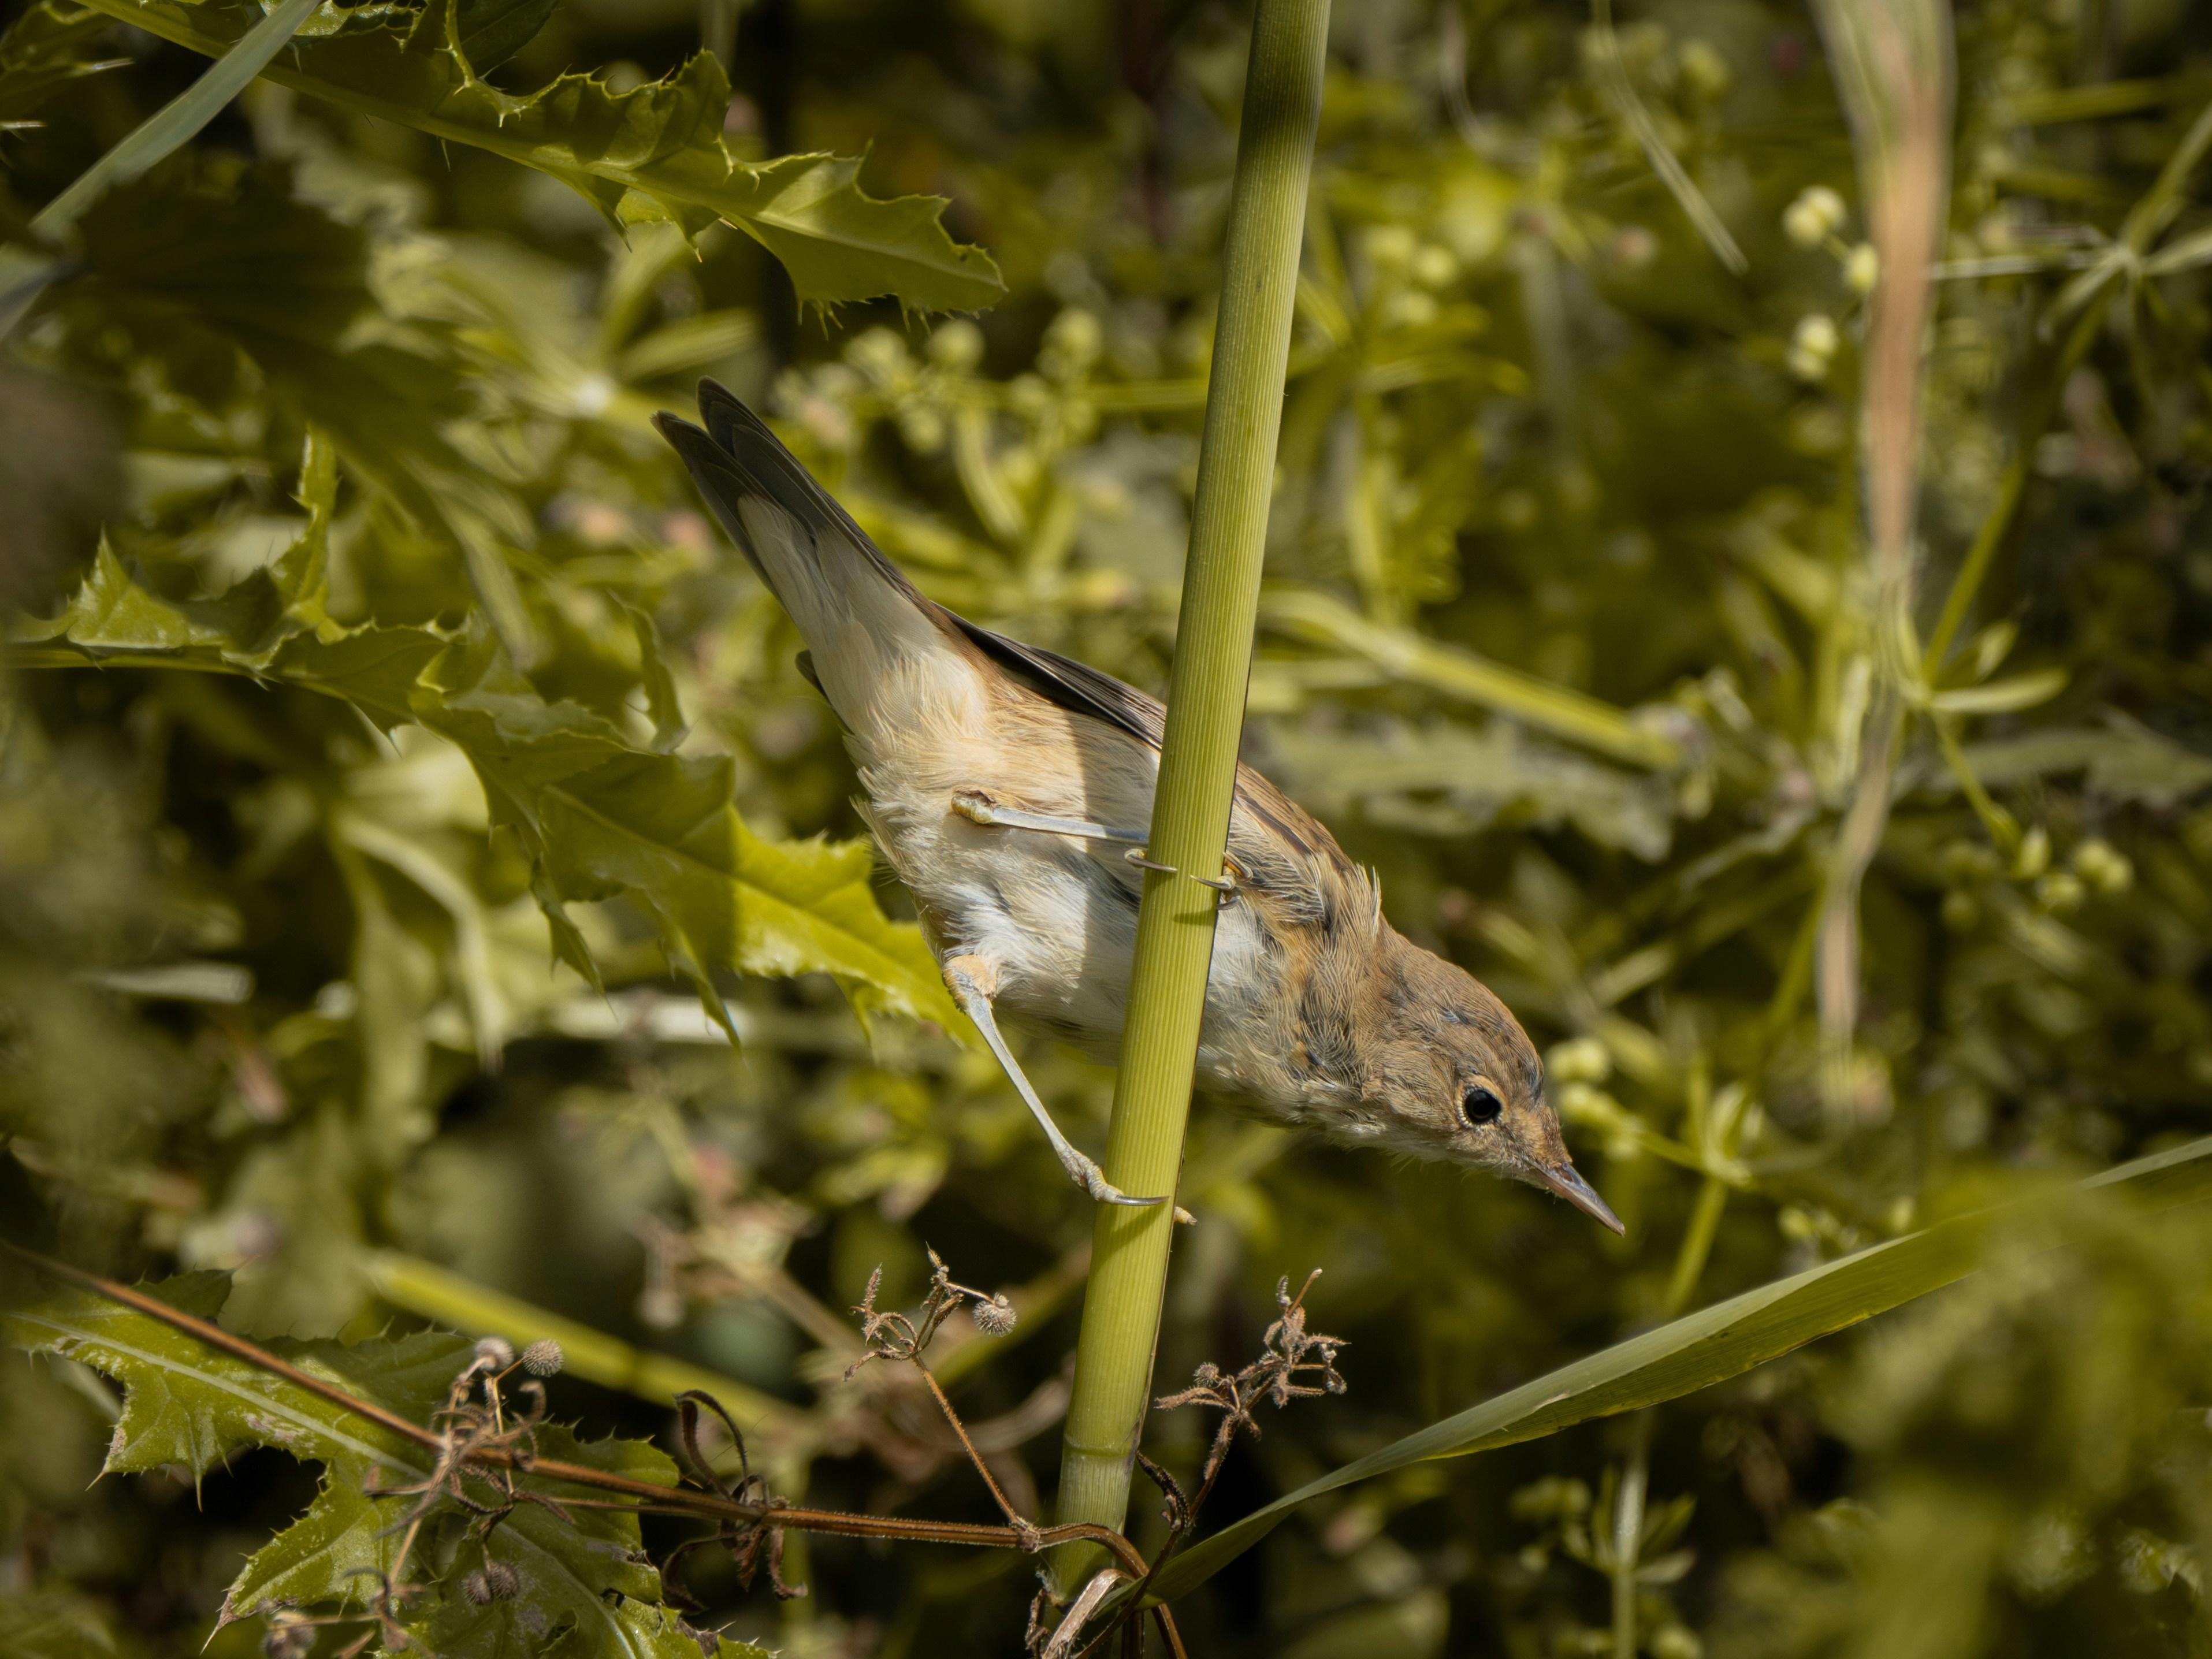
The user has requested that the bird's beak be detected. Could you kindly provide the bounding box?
[1535,1159,1625,1235]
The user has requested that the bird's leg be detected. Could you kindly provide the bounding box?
[949,787,1145,845]
[950,789,1236,895]
[941,953,1166,1211]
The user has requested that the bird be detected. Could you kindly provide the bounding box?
[656,382,1622,1235]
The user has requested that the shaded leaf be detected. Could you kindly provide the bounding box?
[1266,716,1675,860]
[72,0,1004,311]
[1133,1133,2212,1606]
[1951,712,2212,808]
[0,1,125,124]
[3,1273,767,1657]
[29,0,321,238]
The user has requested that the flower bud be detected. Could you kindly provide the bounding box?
[1786,314,1839,382]
[2071,837,2133,895]
[927,319,984,371]
[1782,184,1846,248]
[1843,241,1880,293]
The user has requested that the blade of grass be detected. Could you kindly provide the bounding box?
[1809,0,1951,1117]
[1123,1132,2212,1609]
[1262,587,1683,768]
[29,0,321,240]
[1049,0,1330,1594]
[1589,0,1747,276]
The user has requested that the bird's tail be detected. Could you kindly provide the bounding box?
[655,382,968,738]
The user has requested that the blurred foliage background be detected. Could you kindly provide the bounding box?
[5,0,2212,1654]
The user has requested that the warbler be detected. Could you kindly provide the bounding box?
[657,383,1620,1234]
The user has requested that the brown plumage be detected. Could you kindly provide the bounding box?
[656,382,1619,1233]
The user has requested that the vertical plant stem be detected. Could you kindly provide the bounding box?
[1051,0,1330,1590]
[1920,303,2101,672]
[1611,1409,1652,1659]
[1612,1166,1731,1659]
[1809,0,1953,1117]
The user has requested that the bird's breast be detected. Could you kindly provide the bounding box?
[849,687,1298,1083]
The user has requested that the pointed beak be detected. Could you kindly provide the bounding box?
[1534,1159,1625,1235]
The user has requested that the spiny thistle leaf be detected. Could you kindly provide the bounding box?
[69,0,1005,312]
[10,475,959,1035]
[2,1273,767,1657]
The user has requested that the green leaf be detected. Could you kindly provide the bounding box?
[1262,587,1684,770]
[1132,1134,2212,1606]
[0,1,127,124]
[2,1271,455,1490]
[72,0,1004,312]
[3,1273,770,1658]
[0,1586,132,1659]
[10,531,961,1035]
[29,0,321,239]
[1925,666,2067,716]
[620,600,691,755]
[62,152,543,660]
[1265,715,1674,860]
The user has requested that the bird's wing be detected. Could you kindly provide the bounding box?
[950,622,1166,748]
[958,622,1365,905]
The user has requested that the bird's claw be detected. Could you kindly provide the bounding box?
[1065,1152,1169,1210]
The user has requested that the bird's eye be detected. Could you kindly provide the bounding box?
[1459,1083,1503,1129]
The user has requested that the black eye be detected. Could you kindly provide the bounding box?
[1459,1084,1503,1128]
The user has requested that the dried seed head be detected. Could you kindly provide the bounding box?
[484,1561,521,1600]
[473,1336,515,1370]
[463,1571,495,1606]
[971,1293,1016,1336]
[521,1339,564,1377]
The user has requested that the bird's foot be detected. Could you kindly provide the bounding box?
[1061,1150,1194,1222]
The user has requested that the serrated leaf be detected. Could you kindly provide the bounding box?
[60,152,541,654]
[3,1272,456,1489]
[620,601,690,754]
[10,531,960,1034]
[3,1274,769,1658]
[73,0,1004,312]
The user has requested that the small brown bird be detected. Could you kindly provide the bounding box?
[657,383,1621,1234]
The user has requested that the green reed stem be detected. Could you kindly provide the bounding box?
[1050,0,1330,1591]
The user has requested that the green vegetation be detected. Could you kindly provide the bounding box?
[5,0,2212,1654]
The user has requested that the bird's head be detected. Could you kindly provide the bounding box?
[1330,932,1623,1234]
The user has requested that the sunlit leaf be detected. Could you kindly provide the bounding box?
[10,533,960,1033]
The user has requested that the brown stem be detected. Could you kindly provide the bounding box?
[910,1356,1029,1534]
[5,1243,441,1452]
[4,1244,1150,1576]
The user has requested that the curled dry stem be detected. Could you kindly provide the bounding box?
[3,1244,1154,1629]
[845,1248,1039,1545]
